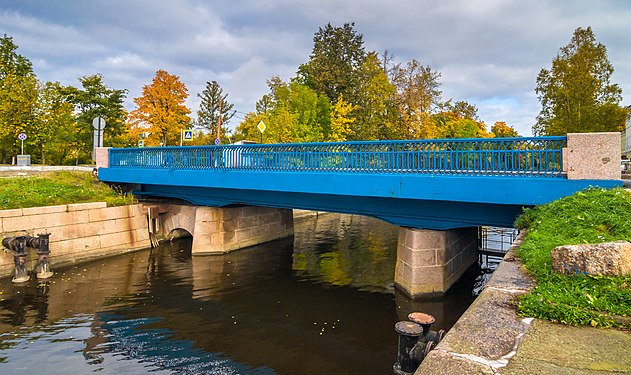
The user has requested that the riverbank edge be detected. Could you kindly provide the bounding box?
[1,206,330,280]
[417,230,631,374]
[0,202,151,279]
[417,230,534,374]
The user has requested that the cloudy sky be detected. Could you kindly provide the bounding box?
[1,0,630,136]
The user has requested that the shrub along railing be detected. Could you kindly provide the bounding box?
[108,137,567,177]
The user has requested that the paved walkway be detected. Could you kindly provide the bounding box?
[0,165,94,177]
[504,319,630,374]
[417,232,631,374]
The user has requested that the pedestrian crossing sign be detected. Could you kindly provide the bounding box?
[183,130,194,141]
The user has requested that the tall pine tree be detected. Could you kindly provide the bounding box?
[196,80,235,139]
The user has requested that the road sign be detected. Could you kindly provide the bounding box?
[92,117,106,130]
[257,121,266,133]
[214,138,221,145]
[138,140,144,147]
[18,133,27,155]
[92,117,106,163]
[183,130,194,141]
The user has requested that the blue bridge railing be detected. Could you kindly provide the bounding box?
[108,137,567,177]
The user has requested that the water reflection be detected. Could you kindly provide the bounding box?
[0,213,487,374]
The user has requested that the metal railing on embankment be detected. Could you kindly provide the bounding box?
[108,137,566,178]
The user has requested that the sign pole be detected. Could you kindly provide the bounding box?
[257,121,266,144]
[17,133,27,155]
[92,116,107,162]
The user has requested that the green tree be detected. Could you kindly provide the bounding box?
[0,74,39,161]
[236,78,331,143]
[534,27,626,135]
[62,74,128,161]
[0,34,36,163]
[129,70,191,146]
[33,82,76,164]
[197,80,236,140]
[297,22,366,104]
[0,34,32,79]
[233,111,268,143]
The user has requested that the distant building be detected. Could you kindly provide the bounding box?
[622,105,631,159]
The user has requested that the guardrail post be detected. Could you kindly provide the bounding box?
[564,132,620,180]
[95,147,111,169]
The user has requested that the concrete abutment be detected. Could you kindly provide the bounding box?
[395,226,478,297]
[153,204,294,255]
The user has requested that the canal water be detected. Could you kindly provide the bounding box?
[0,214,497,375]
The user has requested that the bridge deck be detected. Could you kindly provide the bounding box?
[98,137,621,230]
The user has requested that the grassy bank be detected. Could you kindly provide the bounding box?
[515,188,631,328]
[0,171,134,210]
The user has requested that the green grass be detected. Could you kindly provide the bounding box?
[515,188,631,328]
[0,171,135,210]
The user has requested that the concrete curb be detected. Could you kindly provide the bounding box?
[416,230,534,374]
[0,165,94,172]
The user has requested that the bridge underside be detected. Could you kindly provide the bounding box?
[98,168,620,230]
[134,184,523,229]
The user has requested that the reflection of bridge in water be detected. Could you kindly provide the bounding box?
[97,133,621,297]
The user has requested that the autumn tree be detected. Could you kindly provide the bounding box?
[353,52,399,140]
[129,70,191,146]
[329,95,356,141]
[392,59,442,139]
[297,22,366,104]
[197,80,235,140]
[432,101,490,139]
[491,122,518,137]
[534,27,626,135]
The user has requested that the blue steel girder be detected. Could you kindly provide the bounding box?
[97,167,621,230]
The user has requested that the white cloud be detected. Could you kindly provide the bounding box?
[1,0,629,137]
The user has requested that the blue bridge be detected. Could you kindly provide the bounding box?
[97,135,620,230]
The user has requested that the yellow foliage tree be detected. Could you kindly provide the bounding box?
[129,70,191,146]
[490,121,519,137]
[328,95,356,141]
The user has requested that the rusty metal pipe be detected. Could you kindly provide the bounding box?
[2,236,31,283]
[393,321,423,375]
[2,233,53,282]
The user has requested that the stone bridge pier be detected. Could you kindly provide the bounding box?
[148,203,294,254]
[394,227,478,297]
[150,202,477,297]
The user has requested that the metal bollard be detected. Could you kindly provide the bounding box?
[393,321,423,375]
[30,233,53,279]
[393,312,446,374]
[408,312,445,345]
[2,233,53,283]
[2,236,31,283]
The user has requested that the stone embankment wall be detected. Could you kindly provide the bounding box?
[0,202,150,278]
[416,231,532,374]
